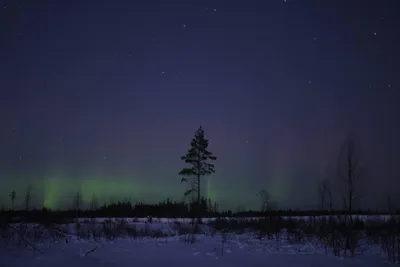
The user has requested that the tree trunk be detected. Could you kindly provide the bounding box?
[197,174,201,204]
[197,174,201,218]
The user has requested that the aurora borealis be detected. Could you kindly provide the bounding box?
[1,0,399,210]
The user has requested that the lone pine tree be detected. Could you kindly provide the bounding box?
[179,126,217,206]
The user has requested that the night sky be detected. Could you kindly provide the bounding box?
[1,0,399,210]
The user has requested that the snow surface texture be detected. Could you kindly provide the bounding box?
[76,215,396,223]
[0,218,395,267]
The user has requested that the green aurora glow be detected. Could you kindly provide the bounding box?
[0,157,300,210]
[1,171,229,210]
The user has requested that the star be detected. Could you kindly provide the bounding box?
[313,37,317,40]
[373,32,377,36]
[181,24,186,29]
[213,9,217,12]
[19,156,23,160]
[308,80,312,84]
[388,84,391,88]
[161,71,165,75]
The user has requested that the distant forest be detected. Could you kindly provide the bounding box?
[1,197,398,223]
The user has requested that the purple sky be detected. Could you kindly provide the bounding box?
[0,0,399,210]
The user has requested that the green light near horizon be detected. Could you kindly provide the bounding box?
[41,174,185,209]
[206,177,217,201]
[1,169,228,210]
[79,178,147,202]
[43,177,62,209]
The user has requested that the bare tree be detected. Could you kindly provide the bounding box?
[71,191,82,221]
[326,182,333,210]
[74,191,83,212]
[336,135,365,258]
[9,190,16,210]
[91,193,98,210]
[385,194,393,214]
[23,186,32,211]
[318,181,326,210]
[318,178,333,210]
[258,189,273,212]
[336,136,364,215]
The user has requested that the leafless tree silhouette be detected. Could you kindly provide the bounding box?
[9,190,16,210]
[318,176,333,210]
[336,135,365,257]
[74,191,83,219]
[336,135,365,214]
[23,186,32,211]
[257,189,277,212]
[91,193,98,210]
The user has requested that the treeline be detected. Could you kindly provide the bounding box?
[3,128,399,222]
[1,198,398,223]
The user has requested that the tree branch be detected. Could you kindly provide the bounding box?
[8,225,44,253]
[83,246,98,256]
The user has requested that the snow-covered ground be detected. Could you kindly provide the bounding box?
[0,218,396,267]
[0,235,390,267]
[76,214,397,224]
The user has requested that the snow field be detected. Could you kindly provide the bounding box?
[0,216,397,267]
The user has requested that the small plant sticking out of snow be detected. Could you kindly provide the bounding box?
[220,228,229,256]
[180,232,197,244]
